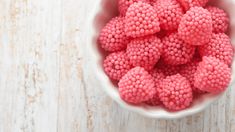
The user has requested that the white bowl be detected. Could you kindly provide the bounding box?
[87,0,235,119]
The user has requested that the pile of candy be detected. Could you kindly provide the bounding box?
[98,0,234,111]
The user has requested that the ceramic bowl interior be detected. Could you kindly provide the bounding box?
[88,0,235,119]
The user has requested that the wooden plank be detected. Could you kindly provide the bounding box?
[57,0,89,131]
[230,83,235,132]
[0,0,60,131]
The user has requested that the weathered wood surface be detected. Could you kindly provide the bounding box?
[0,0,234,132]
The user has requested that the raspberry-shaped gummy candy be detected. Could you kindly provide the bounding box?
[199,33,234,65]
[158,74,193,110]
[118,0,150,16]
[125,1,160,38]
[103,51,132,80]
[118,67,156,104]
[153,0,184,30]
[99,17,129,52]
[206,6,229,33]
[178,7,212,45]
[177,0,209,11]
[194,56,231,93]
[127,35,162,70]
[162,32,195,65]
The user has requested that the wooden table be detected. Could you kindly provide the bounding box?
[0,0,234,131]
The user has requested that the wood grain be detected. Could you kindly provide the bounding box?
[0,0,234,132]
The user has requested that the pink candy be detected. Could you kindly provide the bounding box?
[118,0,150,16]
[127,35,162,70]
[153,0,184,30]
[162,32,195,65]
[194,56,232,93]
[177,0,209,11]
[206,6,229,33]
[99,17,129,52]
[178,7,212,45]
[199,33,234,65]
[103,51,132,80]
[118,67,156,104]
[124,1,160,38]
[158,74,193,110]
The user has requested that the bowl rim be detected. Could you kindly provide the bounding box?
[86,0,235,119]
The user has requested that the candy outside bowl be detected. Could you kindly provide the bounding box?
[86,0,235,119]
